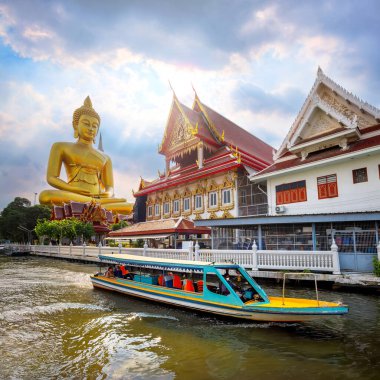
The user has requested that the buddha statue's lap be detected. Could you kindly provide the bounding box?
[39,97,133,214]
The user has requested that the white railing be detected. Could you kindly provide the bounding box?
[21,239,342,274]
[198,249,254,268]
[257,250,335,271]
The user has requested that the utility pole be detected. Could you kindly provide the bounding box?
[34,192,37,206]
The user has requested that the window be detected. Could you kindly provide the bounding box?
[240,189,247,206]
[147,205,153,217]
[154,204,160,216]
[173,199,180,213]
[276,180,307,205]
[163,202,170,214]
[222,189,232,205]
[183,197,190,212]
[209,191,218,208]
[206,272,229,296]
[353,168,368,184]
[317,174,338,199]
[195,194,203,210]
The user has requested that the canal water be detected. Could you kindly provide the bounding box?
[0,255,379,380]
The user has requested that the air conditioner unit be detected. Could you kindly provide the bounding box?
[275,205,286,213]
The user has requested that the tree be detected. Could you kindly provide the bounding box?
[112,220,129,231]
[0,197,51,242]
[34,218,95,244]
[35,219,60,243]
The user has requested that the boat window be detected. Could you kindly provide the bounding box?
[206,273,229,296]
[219,268,263,303]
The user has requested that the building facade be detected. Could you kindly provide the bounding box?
[196,68,380,272]
[132,90,274,246]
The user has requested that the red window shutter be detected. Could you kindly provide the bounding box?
[298,187,307,201]
[318,184,328,199]
[328,182,338,197]
[276,191,283,205]
[283,190,291,204]
[291,188,298,203]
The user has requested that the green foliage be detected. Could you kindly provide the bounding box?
[373,257,380,277]
[111,220,129,231]
[0,197,51,242]
[34,218,95,244]
[133,239,145,248]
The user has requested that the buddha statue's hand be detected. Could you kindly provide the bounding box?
[95,187,114,198]
[67,186,92,196]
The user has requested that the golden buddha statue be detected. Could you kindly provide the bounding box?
[39,96,133,214]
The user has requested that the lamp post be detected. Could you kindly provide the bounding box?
[17,225,33,245]
[34,193,37,206]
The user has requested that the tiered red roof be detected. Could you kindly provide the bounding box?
[135,92,274,196]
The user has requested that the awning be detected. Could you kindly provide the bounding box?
[105,234,171,240]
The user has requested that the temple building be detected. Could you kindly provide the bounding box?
[195,68,380,272]
[126,90,274,247]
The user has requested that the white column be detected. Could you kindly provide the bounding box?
[197,142,204,169]
[331,239,341,275]
[188,241,194,261]
[118,243,122,255]
[98,242,102,256]
[143,240,148,257]
[377,242,380,261]
[251,240,258,271]
[194,241,200,261]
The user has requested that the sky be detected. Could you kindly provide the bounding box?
[0,0,379,210]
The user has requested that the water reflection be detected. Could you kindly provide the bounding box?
[0,255,379,380]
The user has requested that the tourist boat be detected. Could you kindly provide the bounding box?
[90,253,348,322]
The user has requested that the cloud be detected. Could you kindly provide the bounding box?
[0,0,380,210]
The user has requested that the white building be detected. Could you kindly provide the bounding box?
[196,68,380,272]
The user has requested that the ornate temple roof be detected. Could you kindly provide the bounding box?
[136,90,274,196]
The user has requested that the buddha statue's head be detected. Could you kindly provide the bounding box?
[72,96,101,141]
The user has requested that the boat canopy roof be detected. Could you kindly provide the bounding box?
[98,253,240,272]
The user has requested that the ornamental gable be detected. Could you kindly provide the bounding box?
[159,97,203,162]
[275,68,380,160]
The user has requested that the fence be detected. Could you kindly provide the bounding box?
[15,239,353,274]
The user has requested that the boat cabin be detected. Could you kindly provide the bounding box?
[96,254,268,306]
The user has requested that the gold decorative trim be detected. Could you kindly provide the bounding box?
[193,95,224,144]
[221,210,233,218]
[206,180,219,192]
[209,211,218,219]
[230,145,241,163]
[194,212,203,220]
